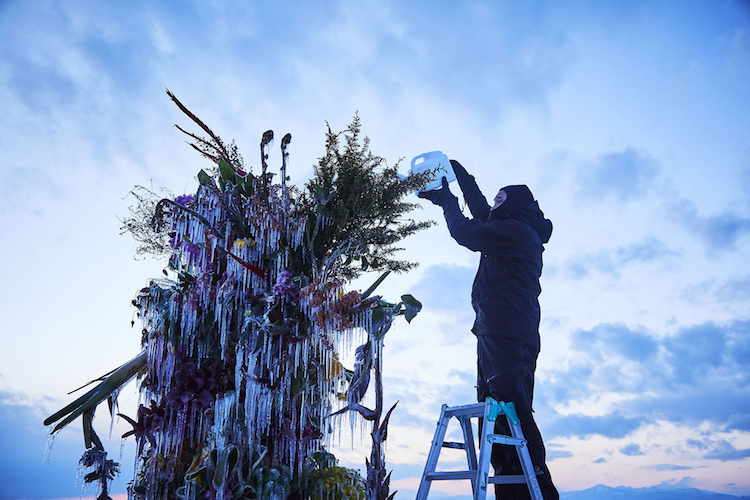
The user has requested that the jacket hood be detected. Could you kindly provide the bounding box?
[491,185,533,219]
[490,185,553,243]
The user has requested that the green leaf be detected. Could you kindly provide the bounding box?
[197,169,215,187]
[218,159,236,186]
[401,294,422,309]
[362,271,390,299]
[44,351,147,434]
[238,175,255,197]
[401,294,422,323]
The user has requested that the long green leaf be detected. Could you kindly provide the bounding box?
[44,351,147,434]
[362,271,391,299]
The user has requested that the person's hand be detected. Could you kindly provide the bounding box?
[417,176,456,206]
[450,159,471,180]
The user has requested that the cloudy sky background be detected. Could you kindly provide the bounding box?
[1,1,749,498]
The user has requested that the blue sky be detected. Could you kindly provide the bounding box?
[1,0,749,498]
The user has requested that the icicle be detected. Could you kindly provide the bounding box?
[43,432,55,464]
[75,457,84,493]
[214,391,236,453]
[108,387,122,438]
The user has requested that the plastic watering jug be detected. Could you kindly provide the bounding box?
[410,151,456,191]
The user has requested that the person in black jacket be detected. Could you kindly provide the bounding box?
[418,159,559,500]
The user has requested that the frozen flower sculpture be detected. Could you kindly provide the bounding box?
[45,91,437,500]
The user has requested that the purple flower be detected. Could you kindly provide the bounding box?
[174,194,194,207]
[168,233,201,262]
[273,270,299,300]
[167,362,218,406]
[182,242,201,259]
[119,400,165,454]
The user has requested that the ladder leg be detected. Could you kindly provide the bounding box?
[416,405,451,500]
[473,402,493,500]
[458,415,478,494]
[508,414,544,500]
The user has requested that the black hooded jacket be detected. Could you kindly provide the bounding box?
[441,162,552,351]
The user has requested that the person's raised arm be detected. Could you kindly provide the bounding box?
[418,178,530,257]
[450,160,490,219]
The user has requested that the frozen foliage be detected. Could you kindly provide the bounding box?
[46,93,431,500]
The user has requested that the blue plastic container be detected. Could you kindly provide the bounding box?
[410,151,456,191]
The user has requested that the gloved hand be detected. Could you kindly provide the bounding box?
[417,176,457,206]
[450,159,470,179]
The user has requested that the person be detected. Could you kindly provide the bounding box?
[418,159,559,500]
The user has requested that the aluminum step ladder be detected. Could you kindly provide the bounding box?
[416,398,544,500]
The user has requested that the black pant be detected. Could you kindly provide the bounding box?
[477,335,559,500]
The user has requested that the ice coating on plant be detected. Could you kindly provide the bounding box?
[46,98,428,500]
[123,160,380,500]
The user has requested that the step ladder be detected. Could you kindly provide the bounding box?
[416,398,544,500]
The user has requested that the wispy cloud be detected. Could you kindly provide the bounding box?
[564,237,679,279]
[578,149,659,203]
[667,199,750,255]
[546,413,642,439]
[717,275,750,302]
[700,440,750,462]
[572,323,659,362]
[409,264,475,315]
[620,443,645,456]
[644,464,699,471]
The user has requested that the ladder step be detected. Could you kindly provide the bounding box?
[426,471,476,481]
[488,474,530,485]
[426,472,532,484]
[442,441,466,449]
[443,405,486,418]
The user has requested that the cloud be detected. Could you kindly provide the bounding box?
[578,149,658,202]
[717,275,750,302]
[540,319,750,438]
[547,449,573,460]
[5,56,80,114]
[409,264,475,314]
[663,322,728,385]
[644,464,697,471]
[564,237,679,279]
[545,413,642,439]
[572,323,659,362]
[684,436,750,462]
[620,443,645,456]
[615,238,680,265]
[563,320,750,391]
[701,440,750,462]
[655,476,697,489]
[667,199,750,255]
[726,413,750,432]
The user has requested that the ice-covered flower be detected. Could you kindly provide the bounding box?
[174,194,194,207]
[168,362,218,406]
[273,269,299,300]
[119,400,165,454]
[79,448,120,500]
